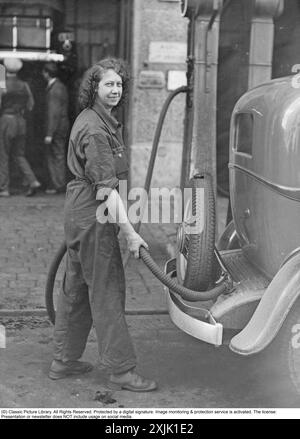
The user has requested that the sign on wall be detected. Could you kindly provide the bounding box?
[149,41,187,64]
[138,70,166,88]
[167,70,187,90]
[0,324,6,349]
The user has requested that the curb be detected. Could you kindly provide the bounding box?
[0,309,48,318]
[0,308,169,318]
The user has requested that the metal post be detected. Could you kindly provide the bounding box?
[187,0,223,198]
[248,0,284,89]
[180,15,195,191]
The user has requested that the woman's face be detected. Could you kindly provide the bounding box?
[96,69,123,111]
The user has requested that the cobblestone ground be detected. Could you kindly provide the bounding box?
[0,194,178,312]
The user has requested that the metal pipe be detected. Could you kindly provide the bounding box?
[180,15,196,191]
[248,0,284,89]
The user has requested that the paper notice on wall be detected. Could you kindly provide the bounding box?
[149,41,187,64]
[0,325,6,349]
[167,70,187,90]
[138,70,166,88]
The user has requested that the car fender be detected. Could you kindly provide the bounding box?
[229,251,300,355]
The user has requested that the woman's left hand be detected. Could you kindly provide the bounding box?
[126,231,149,259]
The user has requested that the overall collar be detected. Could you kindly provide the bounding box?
[91,99,121,134]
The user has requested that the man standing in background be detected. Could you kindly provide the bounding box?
[42,62,69,194]
[0,58,41,197]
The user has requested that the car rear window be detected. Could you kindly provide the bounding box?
[235,112,253,156]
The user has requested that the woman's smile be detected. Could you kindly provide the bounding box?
[97,69,123,111]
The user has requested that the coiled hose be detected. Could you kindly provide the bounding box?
[139,246,232,302]
[45,241,232,326]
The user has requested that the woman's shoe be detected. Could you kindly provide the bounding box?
[108,369,157,392]
[49,359,93,380]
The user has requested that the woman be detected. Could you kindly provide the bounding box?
[48,58,157,392]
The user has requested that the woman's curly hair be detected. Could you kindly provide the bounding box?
[78,57,130,110]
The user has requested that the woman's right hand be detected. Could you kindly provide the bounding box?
[126,231,149,259]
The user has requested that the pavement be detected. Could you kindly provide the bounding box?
[2,314,291,410]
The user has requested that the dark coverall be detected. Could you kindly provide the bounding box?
[53,100,137,374]
[0,75,37,192]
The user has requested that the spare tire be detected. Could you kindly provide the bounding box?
[176,173,219,291]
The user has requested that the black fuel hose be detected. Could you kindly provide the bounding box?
[139,246,232,302]
[45,239,232,326]
[142,86,189,203]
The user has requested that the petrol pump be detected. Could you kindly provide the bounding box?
[46,0,300,400]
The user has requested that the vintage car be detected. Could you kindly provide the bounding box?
[168,75,300,400]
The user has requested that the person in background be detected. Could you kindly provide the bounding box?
[0,58,41,197]
[48,57,157,392]
[42,62,69,194]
